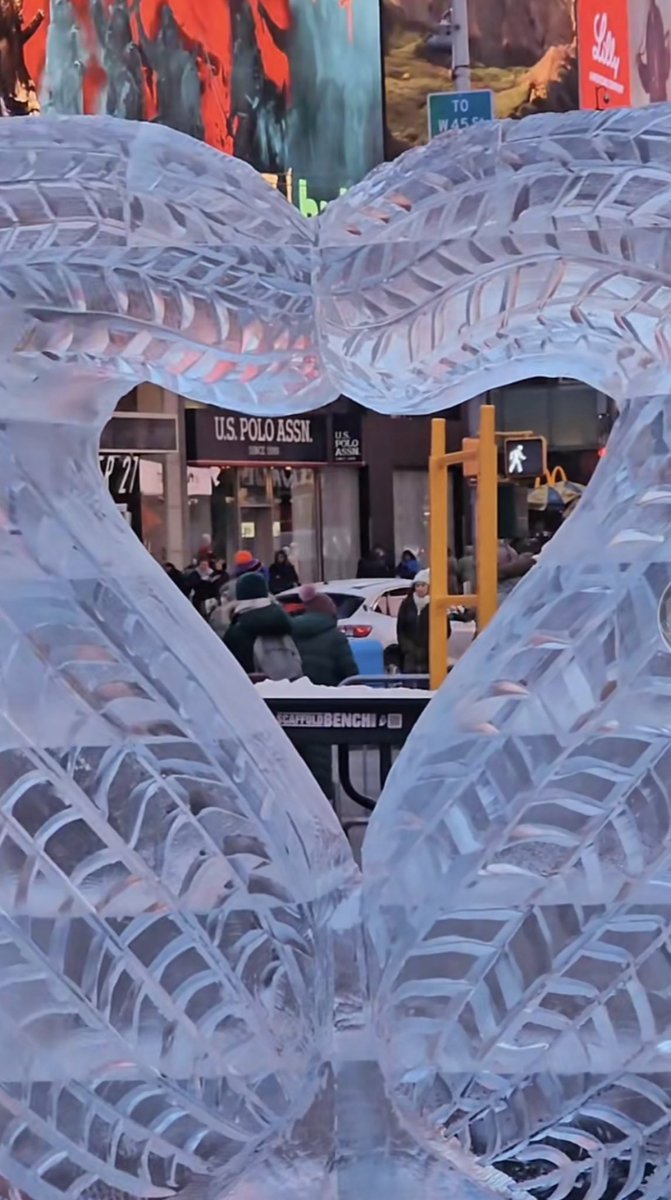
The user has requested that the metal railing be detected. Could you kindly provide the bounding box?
[261,674,432,845]
[339,673,431,690]
[335,676,431,839]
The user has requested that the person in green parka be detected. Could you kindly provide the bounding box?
[291,585,358,799]
[223,571,302,680]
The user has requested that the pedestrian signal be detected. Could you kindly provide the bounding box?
[503,436,546,480]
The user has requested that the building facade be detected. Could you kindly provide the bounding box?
[184,399,468,578]
[100,378,613,576]
[185,402,364,580]
[100,384,187,566]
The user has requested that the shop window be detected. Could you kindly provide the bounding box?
[187,466,219,565]
[493,380,600,449]
[187,465,321,580]
[393,469,457,567]
[281,469,318,583]
[320,469,361,581]
[139,459,166,560]
[550,385,599,448]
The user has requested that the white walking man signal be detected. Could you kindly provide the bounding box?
[508,443,527,475]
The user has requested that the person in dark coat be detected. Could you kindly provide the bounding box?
[396,548,420,580]
[291,585,358,798]
[396,568,432,674]
[356,546,395,579]
[292,585,357,686]
[269,549,299,595]
[223,572,296,675]
[211,557,229,589]
[163,561,189,594]
[186,558,220,618]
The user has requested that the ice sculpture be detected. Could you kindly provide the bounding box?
[0,104,669,1200]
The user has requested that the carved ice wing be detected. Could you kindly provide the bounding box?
[354,109,671,1199]
[317,106,671,411]
[0,115,333,414]
[0,115,357,1200]
[0,423,357,1200]
[6,101,671,1200]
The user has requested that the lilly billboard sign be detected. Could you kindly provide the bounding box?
[578,0,632,108]
[579,0,671,109]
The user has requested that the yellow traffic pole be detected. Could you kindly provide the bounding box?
[429,418,448,690]
[477,404,498,632]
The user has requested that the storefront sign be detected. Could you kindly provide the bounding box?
[211,415,325,461]
[99,453,140,497]
[99,453,142,537]
[578,0,632,109]
[332,413,362,463]
[186,409,362,466]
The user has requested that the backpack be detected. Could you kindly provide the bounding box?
[252,634,303,681]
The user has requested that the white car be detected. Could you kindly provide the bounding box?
[278,578,475,673]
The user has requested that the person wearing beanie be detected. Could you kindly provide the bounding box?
[223,570,302,679]
[396,568,433,674]
[290,585,358,798]
[225,549,267,602]
[235,572,269,602]
[233,549,265,579]
[210,550,269,636]
[292,585,357,685]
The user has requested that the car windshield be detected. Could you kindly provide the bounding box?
[279,592,363,619]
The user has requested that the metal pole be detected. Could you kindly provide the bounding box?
[477,404,498,632]
[451,0,471,91]
[429,419,448,690]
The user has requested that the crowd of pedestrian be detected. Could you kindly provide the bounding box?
[167,534,535,683]
[354,545,423,580]
[162,534,539,791]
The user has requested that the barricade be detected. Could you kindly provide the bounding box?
[261,675,432,845]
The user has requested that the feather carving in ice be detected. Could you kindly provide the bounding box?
[0,105,667,1200]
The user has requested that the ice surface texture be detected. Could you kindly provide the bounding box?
[0,106,670,1200]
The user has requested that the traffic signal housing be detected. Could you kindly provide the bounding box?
[503,435,547,480]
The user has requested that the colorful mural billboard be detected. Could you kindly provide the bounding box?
[8,0,384,212]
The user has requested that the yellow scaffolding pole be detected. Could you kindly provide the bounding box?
[429,405,498,690]
[429,419,448,691]
[477,404,498,633]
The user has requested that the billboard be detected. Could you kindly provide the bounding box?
[578,0,671,110]
[577,0,631,108]
[12,0,383,213]
[383,0,578,157]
